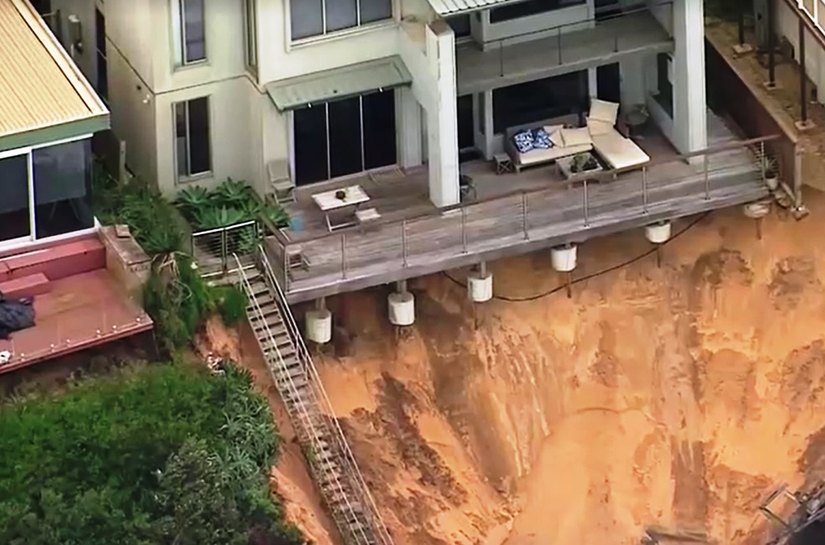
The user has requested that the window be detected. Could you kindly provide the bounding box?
[492,71,587,133]
[490,0,586,23]
[446,14,471,38]
[243,0,257,70]
[32,140,94,239]
[178,0,206,64]
[655,52,673,116]
[293,90,397,185]
[290,0,392,40]
[0,154,30,243]
[174,97,212,179]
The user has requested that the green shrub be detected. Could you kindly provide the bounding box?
[174,178,290,232]
[213,286,248,326]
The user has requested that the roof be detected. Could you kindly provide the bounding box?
[0,0,109,152]
[265,56,412,112]
[426,0,527,16]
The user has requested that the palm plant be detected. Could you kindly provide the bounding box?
[194,206,246,229]
[176,185,212,220]
[212,178,253,207]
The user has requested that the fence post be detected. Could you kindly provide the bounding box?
[557,27,562,64]
[283,245,289,293]
[522,193,529,239]
[402,220,408,267]
[221,229,228,274]
[642,166,649,214]
[703,153,710,201]
[499,40,504,77]
[583,180,590,227]
[461,208,468,254]
[760,140,766,184]
[341,233,347,280]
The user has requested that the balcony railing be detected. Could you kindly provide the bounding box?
[267,135,780,302]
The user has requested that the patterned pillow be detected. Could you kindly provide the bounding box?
[512,130,534,154]
[531,128,553,149]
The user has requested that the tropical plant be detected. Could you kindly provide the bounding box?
[213,286,248,327]
[176,185,212,216]
[571,153,598,173]
[213,178,253,207]
[194,206,247,229]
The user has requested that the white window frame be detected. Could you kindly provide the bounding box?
[0,134,96,253]
[170,0,207,67]
[173,97,213,182]
[286,0,397,45]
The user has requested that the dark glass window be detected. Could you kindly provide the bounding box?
[361,0,393,24]
[326,0,357,32]
[492,71,587,133]
[656,52,673,116]
[95,9,108,100]
[363,90,397,170]
[490,0,587,23]
[290,0,392,39]
[32,140,94,239]
[457,95,474,150]
[328,97,363,178]
[174,97,211,178]
[0,154,30,243]
[447,15,471,38]
[291,0,323,39]
[180,0,206,63]
[294,106,329,185]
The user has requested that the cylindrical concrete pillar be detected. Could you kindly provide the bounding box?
[467,272,493,303]
[388,291,415,326]
[305,309,332,344]
[645,221,672,244]
[551,243,577,272]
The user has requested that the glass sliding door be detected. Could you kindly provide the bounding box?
[0,154,31,244]
[328,97,363,178]
[32,139,94,239]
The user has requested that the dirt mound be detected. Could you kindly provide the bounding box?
[307,193,825,545]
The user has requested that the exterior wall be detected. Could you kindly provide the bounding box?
[776,0,825,103]
[47,0,99,88]
[472,1,594,48]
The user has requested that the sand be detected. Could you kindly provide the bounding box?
[299,191,825,545]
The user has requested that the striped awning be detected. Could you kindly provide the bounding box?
[265,56,412,112]
[426,0,527,16]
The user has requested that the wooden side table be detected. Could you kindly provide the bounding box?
[493,153,514,175]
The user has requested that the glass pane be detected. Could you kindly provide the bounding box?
[490,0,586,23]
[327,0,357,32]
[457,95,474,150]
[174,101,189,177]
[187,97,211,175]
[328,97,363,178]
[360,0,392,24]
[447,15,470,38]
[32,140,94,239]
[291,0,323,39]
[492,71,585,134]
[0,154,30,243]
[362,90,396,170]
[294,106,329,185]
[181,0,206,62]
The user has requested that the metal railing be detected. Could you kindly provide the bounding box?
[190,220,258,277]
[478,1,674,80]
[271,135,780,296]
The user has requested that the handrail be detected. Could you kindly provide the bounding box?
[257,246,394,545]
[275,134,779,247]
[232,254,375,545]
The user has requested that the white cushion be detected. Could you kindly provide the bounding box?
[548,128,565,147]
[560,127,592,148]
[587,118,613,136]
[589,98,619,126]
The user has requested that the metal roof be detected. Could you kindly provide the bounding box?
[265,56,413,112]
[426,0,527,16]
[0,0,109,151]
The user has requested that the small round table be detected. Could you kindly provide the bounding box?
[623,106,650,138]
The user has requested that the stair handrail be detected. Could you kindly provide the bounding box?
[232,254,374,545]
[257,246,395,545]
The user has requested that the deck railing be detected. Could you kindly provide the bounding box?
[190,220,259,277]
[270,135,780,298]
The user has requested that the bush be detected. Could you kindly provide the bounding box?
[214,286,249,327]
[0,362,303,545]
[176,178,289,231]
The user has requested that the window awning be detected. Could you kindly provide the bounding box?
[265,56,413,112]
[426,0,527,16]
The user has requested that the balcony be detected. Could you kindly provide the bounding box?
[265,112,776,304]
[456,8,673,95]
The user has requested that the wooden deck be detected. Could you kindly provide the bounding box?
[456,9,673,95]
[270,117,775,304]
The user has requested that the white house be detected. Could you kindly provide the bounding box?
[42,0,708,210]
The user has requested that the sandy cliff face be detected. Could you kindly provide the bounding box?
[308,194,825,545]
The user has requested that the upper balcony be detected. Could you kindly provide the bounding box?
[455,5,674,94]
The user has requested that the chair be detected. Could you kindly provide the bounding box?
[267,159,295,205]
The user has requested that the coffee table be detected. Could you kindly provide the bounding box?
[311,185,370,232]
[557,152,605,183]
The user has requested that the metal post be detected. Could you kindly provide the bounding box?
[521,193,529,239]
[283,246,288,292]
[221,230,228,274]
[461,208,468,254]
[767,0,776,87]
[582,180,589,227]
[738,0,745,46]
[799,18,808,124]
[340,233,347,279]
[614,29,618,53]
[703,154,710,200]
[401,219,408,267]
[499,40,504,77]
[760,140,766,183]
[557,27,562,65]
[642,166,649,213]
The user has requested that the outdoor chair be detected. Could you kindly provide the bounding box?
[267,159,295,205]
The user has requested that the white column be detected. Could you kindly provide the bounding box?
[425,20,460,208]
[619,57,646,108]
[672,0,707,154]
[398,87,422,169]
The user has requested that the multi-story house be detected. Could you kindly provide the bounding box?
[45,0,774,309]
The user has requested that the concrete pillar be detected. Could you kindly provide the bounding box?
[426,20,460,207]
[619,56,646,108]
[645,221,672,268]
[305,298,332,344]
[388,280,415,326]
[467,262,493,303]
[399,87,423,169]
[672,0,708,154]
[551,244,577,298]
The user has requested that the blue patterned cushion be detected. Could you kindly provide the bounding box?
[512,130,534,154]
[531,128,553,149]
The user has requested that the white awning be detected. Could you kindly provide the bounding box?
[426,0,527,16]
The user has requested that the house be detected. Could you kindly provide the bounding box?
[44,0,774,309]
[0,0,151,373]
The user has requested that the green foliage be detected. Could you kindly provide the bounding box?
[194,205,248,229]
[175,178,290,232]
[0,363,303,545]
[213,286,249,327]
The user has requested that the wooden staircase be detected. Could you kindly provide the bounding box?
[233,250,392,545]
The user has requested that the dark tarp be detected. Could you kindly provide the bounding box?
[0,293,35,340]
